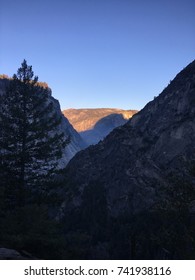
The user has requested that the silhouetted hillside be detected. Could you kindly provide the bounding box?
[60,60,195,259]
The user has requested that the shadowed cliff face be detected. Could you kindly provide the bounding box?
[63,108,138,145]
[62,60,195,216]
[0,77,86,166]
[50,97,87,166]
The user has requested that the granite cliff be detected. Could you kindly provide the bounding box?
[59,60,195,259]
[63,60,195,215]
[63,108,138,145]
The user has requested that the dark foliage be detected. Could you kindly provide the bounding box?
[0,60,69,259]
[0,60,68,208]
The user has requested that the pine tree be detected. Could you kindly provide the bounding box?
[0,60,69,208]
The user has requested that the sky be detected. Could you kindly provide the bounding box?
[0,0,194,110]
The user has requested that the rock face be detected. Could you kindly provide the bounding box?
[63,60,195,216]
[58,60,195,259]
[63,108,138,145]
[0,248,36,260]
[0,77,86,166]
[50,98,86,166]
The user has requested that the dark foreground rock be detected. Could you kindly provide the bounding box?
[0,248,37,260]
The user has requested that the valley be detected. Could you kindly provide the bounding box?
[0,60,195,260]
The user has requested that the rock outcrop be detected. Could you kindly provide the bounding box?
[63,108,138,145]
[0,248,37,260]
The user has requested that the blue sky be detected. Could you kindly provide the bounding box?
[1,0,194,110]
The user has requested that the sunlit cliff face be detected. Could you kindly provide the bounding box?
[62,108,138,132]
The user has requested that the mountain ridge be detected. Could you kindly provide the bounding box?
[56,60,195,259]
[62,60,195,215]
[63,108,138,132]
[63,108,138,145]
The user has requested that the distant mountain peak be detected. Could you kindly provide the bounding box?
[63,108,138,145]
